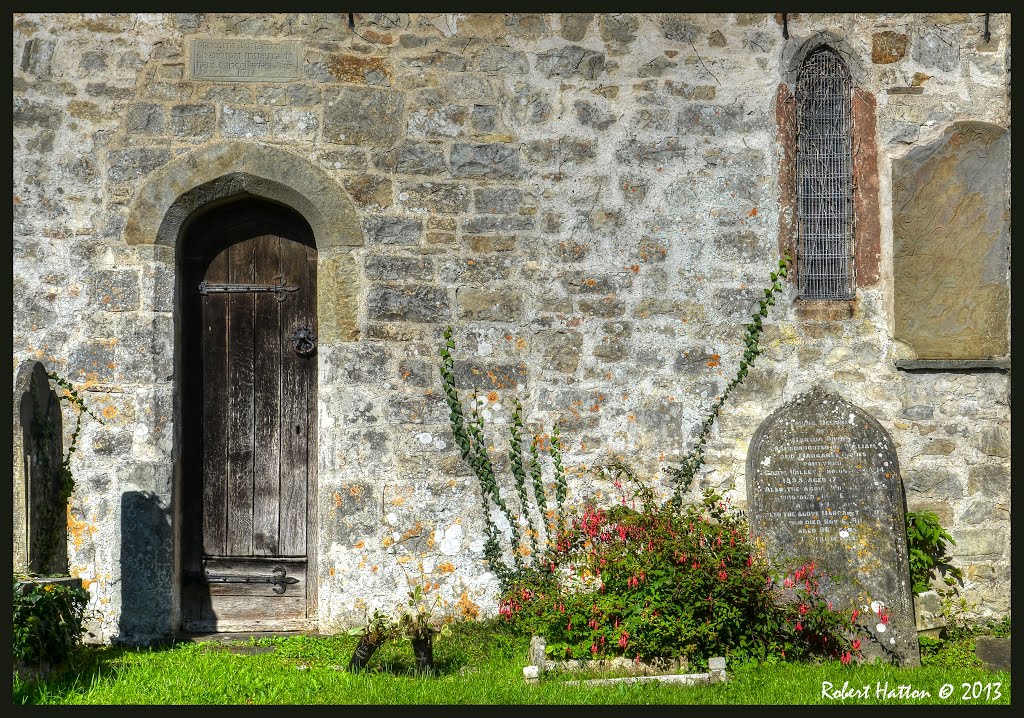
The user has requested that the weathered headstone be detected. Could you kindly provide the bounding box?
[13,361,68,575]
[746,387,920,666]
[893,121,1009,359]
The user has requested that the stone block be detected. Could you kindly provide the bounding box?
[318,255,361,343]
[326,53,393,85]
[974,637,1010,672]
[367,285,450,323]
[968,464,1008,497]
[363,216,422,246]
[872,31,908,63]
[450,143,520,179]
[219,105,270,138]
[374,143,447,175]
[13,98,64,129]
[323,87,404,147]
[90,270,139,312]
[126,103,166,134]
[660,15,700,42]
[600,14,638,44]
[169,103,215,138]
[272,108,318,142]
[398,182,470,214]
[478,45,529,74]
[535,45,606,80]
[107,148,171,183]
[343,175,393,209]
[615,137,685,165]
[470,105,497,133]
[364,254,433,283]
[976,427,1010,458]
[457,288,524,322]
[902,405,934,420]
[678,104,749,135]
[956,528,1007,558]
[461,215,535,234]
[560,14,593,41]
[912,27,960,71]
[464,235,517,253]
[534,329,583,374]
[474,188,522,215]
[525,138,595,165]
[574,100,617,130]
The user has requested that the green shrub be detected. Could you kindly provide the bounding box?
[905,510,962,594]
[13,577,89,667]
[498,480,861,668]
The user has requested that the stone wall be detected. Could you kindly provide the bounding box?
[12,12,1010,643]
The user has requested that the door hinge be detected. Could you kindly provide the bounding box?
[188,565,299,595]
[197,274,298,301]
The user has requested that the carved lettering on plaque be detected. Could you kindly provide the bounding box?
[191,39,301,82]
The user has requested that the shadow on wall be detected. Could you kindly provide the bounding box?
[117,491,174,645]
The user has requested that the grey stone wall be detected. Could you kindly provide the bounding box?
[12,12,1010,643]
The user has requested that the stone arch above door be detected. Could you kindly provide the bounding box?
[123,142,362,250]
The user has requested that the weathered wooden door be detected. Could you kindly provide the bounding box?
[181,202,317,632]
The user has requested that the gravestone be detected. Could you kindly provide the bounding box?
[892,121,1009,360]
[13,361,68,575]
[746,387,919,666]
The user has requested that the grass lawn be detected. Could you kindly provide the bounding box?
[13,622,1009,705]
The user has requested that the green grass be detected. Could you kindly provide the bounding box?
[13,622,1010,705]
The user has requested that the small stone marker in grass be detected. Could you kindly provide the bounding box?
[746,387,920,666]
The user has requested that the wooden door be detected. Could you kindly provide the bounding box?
[181,203,317,632]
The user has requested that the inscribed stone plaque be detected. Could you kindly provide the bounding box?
[892,122,1009,359]
[746,388,919,666]
[191,39,301,82]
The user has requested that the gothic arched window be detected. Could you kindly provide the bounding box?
[795,46,854,300]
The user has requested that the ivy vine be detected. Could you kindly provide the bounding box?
[667,253,792,508]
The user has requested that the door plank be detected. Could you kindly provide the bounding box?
[279,239,310,556]
[252,235,282,556]
[304,249,319,617]
[201,250,230,557]
[226,239,256,556]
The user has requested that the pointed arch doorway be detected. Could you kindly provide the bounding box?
[180,198,317,632]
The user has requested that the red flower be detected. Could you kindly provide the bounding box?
[618,631,629,648]
[799,603,808,615]
[795,622,803,632]
[852,639,861,651]
[590,644,598,655]
[841,651,851,665]
[718,570,728,581]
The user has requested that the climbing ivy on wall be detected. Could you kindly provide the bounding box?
[439,255,792,585]
[666,253,792,507]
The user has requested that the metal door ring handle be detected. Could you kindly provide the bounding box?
[291,327,317,357]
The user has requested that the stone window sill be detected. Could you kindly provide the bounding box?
[894,359,1010,372]
[794,298,855,321]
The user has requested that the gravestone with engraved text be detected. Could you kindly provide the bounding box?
[746,387,919,666]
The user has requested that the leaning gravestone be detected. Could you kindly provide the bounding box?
[746,387,920,666]
[13,361,68,575]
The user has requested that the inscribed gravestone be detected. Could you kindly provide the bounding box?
[746,388,919,666]
[13,361,68,575]
[893,121,1009,359]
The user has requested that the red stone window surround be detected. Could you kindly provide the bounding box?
[776,54,880,320]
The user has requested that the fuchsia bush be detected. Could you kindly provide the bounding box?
[498,479,863,668]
